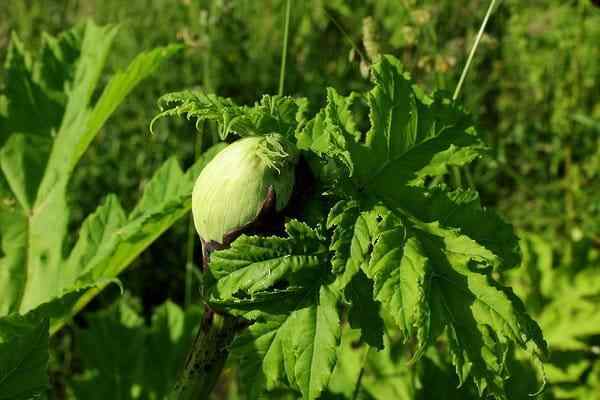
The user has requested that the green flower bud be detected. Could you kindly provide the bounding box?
[192,134,297,244]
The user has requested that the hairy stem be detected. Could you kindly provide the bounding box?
[171,241,241,399]
[170,311,239,399]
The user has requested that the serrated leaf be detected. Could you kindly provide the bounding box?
[366,221,430,357]
[0,20,180,318]
[209,221,340,399]
[232,284,341,400]
[0,309,49,400]
[327,200,377,288]
[209,220,329,302]
[319,56,486,185]
[318,56,543,398]
[151,92,307,141]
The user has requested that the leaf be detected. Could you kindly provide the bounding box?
[209,220,329,302]
[0,20,180,318]
[0,309,49,400]
[0,134,51,213]
[294,285,341,399]
[151,92,307,141]
[328,200,546,398]
[537,267,600,351]
[326,200,375,287]
[232,284,341,400]
[70,297,202,400]
[209,222,339,399]
[362,211,430,358]
[50,143,225,333]
[317,56,545,398]
[321,328,367,400]
[143,301,203,397]
[70,297,145,400]
[0,20,195,395]
[359,335,418,400]
[316,56,486,185]
[345,271,384,350]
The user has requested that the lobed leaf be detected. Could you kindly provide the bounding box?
[231,285,341,400]
[314,56,544,398]
[0,309,49,400]
[209,220,329,302]
[151,92,307,141]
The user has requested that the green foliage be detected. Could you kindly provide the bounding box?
[1,1,598,399]
[0,309,49,400]
[0,21,220,394]
[504,233,600,399]
[0,21,177,315]
[489,1,600,243]
[163,56,547,399]
[151,92,307,142]
[70,296,202,400]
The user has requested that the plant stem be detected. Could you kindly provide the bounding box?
[324,9,367,64]
[352,346,371,400]
[452,0,497,101]
[172,238,242,399]
[170,311,239,399]
[278,0,291,96]
[450,0,497,188]
[184,129,203,307]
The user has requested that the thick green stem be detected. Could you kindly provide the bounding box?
[172,239,242,399]
[170,311,239,400]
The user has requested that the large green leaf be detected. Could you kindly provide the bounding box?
[0,19,229,395]
[51,144,225,333]
[311,56,545,398]
[0,21,181,319]
[209,220,329,302]
[209,222,340,400]
[301,56,486,186]
[231,284,341,400]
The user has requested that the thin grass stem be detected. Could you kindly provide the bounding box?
[453,0,498,101]
[278,0,292,96]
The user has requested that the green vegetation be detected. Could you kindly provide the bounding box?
[0,1,598,399]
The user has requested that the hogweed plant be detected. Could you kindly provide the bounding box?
[152,56,548,399]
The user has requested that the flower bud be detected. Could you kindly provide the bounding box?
[192,134,297,244]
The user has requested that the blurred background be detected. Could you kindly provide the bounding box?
[1,0,599,398]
